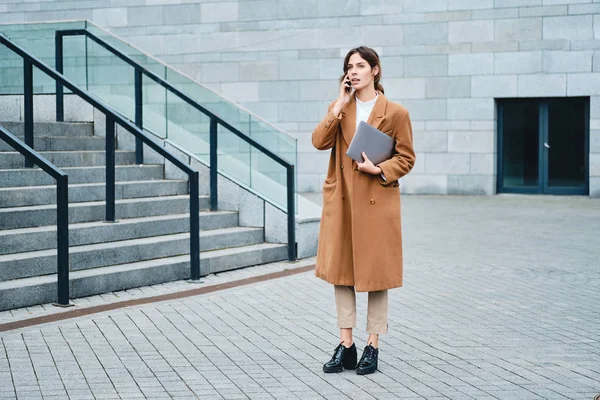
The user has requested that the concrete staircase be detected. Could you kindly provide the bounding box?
[0,121,288,311]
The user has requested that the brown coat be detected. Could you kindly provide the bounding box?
[312,93,416,292]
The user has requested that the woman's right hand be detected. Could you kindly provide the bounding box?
[332,74,352,117]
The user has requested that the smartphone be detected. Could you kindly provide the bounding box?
[340,73,352,93]
[344,75,351,93]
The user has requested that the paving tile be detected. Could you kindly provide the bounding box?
[1,197,599,399]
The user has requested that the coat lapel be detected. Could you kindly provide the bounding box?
[340,96,356,146]
[367,93,387,131]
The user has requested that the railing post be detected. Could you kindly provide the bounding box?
[23,58,34,168]
[105,115,116,222]
[210,118,218,211]
[189,171,200,280]
[134,68,144,164]
[85,34,89,91]
[55,31,64,122]
[56,174,70,306]
[287,165,296,261]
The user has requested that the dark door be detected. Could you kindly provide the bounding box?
[497,97,589,195]
[544,98,588,194]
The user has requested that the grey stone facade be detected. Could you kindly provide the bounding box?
[1,0,599,196]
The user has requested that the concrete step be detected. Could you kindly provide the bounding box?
[0,150,136,168]
[0,195,210,229]
[0,121,94,137]
[0,227,264,282]
[0,211,239,255]
[0,164,165,187]
[0,136,105,152]
[0,179,189,207]
[0,243,288,311]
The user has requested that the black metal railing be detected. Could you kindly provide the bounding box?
[0,125,70,306]
[0,33,202,281]
[55,29,296,261]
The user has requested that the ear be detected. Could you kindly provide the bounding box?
[372,65,380,77]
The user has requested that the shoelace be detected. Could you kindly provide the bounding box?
[331,343,346,361]
[359,345,375,364]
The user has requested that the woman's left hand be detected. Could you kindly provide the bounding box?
[356,152,382,175]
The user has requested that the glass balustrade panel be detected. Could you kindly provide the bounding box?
[86,36,135,120]
[0,21,86,95]
[166,90,211,164]
[0,21,298,211]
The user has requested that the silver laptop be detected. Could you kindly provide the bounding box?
[346,121,394,165]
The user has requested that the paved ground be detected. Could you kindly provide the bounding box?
[1,195,599,400]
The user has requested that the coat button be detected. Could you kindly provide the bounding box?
[370,199,375,205]
[342,194,345,199]
[341,165,344,169]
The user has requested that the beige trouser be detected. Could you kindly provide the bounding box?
[334,285,388,334]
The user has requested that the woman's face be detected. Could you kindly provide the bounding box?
[346,53,379,92]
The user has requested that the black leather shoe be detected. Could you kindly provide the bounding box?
[323,342,357,373]
[356,344,378,375]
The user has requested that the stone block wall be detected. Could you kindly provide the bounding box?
[1,0,599,195]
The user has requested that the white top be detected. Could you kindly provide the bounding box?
[354,93,386,180]
[355,93,378,129]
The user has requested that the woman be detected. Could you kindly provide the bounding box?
[312,46,415,375]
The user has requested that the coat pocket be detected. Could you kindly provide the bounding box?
[322,179,337,216]
[322,179,337,197]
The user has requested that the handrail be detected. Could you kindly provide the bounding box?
[56,28,297,261]
[0,125,70,306]
[0,33,202,280]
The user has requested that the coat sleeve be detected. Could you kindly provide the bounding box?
[377,111,416,185]
[312,102,342,151]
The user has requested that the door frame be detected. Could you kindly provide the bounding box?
[496,97,590,195]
